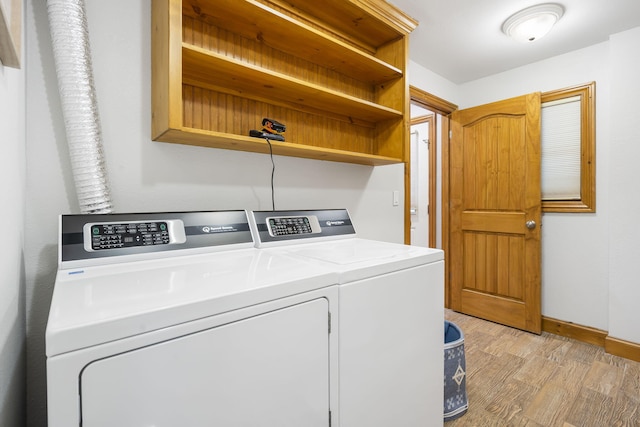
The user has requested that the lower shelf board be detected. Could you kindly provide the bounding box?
[153,127,404,166]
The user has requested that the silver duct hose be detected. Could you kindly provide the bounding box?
[47,0,113,214]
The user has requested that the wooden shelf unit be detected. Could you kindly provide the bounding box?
[152,0,416,166]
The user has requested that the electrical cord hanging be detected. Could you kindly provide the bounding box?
[265,137,276,211]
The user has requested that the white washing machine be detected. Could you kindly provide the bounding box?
[46,210,340,427]
[250,209,445,427]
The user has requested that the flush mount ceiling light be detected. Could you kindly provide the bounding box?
[502,3,564,43]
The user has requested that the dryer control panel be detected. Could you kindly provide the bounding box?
[250,209,356,247]
[84,220,186,251]
[266,216,322,237]
[59,211,254,269]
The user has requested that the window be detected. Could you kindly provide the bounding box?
[541,82,595,212]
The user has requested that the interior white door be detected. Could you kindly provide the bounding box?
[80,298,330,427]
[410,105,432,248]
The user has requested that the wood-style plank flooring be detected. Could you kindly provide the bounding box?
[444,309,640,426]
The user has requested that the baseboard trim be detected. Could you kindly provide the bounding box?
[542,316,607,347]
[542,316,640,362]
[605,336,640,363]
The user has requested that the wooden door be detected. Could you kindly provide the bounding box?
[448,93,542,334]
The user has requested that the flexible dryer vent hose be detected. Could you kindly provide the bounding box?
[47,0,113,214]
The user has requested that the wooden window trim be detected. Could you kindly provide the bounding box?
[541,82,596,213]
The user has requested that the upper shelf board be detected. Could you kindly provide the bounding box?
[182,0,404,84]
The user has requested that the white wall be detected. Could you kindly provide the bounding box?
[24,1,405,425]
[0,4,26,426]
[408,60,461,105]
[608,27,640,344]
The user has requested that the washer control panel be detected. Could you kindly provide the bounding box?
[266,216,321,237]
[83,220,187,251]
[250,209,356,247]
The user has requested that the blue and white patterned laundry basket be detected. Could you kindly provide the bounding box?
[444,321,468,421]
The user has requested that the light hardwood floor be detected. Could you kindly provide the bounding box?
[444,309,640,426]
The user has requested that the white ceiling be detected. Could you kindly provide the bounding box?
[387,0,640,83]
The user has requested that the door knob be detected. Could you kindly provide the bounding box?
[526,220,536,230]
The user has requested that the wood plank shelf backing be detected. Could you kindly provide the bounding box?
[182,45,403,123]
[152,0,417,166]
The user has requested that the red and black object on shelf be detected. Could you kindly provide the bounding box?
[249,118,286,141]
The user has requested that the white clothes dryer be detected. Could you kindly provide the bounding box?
[46,210,339,427]
[250,209,445,427]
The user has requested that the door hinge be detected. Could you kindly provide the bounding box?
[449,129,453,139]
[328,312,332,334]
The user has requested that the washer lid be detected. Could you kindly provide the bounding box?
[46,249,337,357]
[283,238,444,283]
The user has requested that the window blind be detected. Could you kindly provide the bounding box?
[541,95,581,200]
